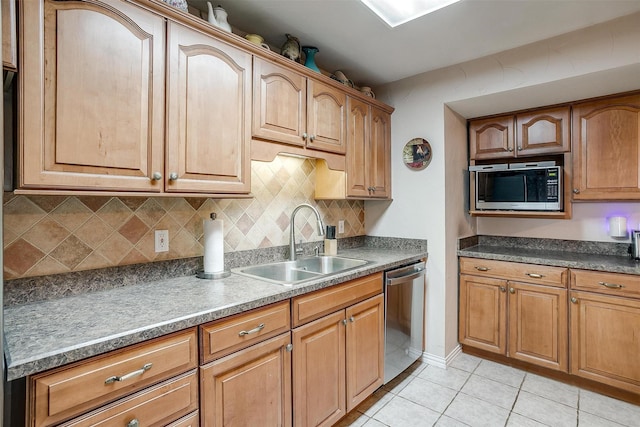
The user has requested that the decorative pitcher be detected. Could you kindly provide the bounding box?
[207,3,231,32]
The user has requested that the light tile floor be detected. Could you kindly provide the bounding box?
[336,353,640,427]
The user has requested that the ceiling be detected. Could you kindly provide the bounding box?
[190,0,640,88]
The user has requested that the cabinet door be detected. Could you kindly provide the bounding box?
[253,58,307,146]
[516,106,570,156]
[459,274,507,354]
[166,22,251,194]
[570,291,640,394]
[572,94,640,200]
[369,106,391,198]
[200,333,292,427]
[469,115,514,160]
[292,310,346,427]
[346,97,370,198]
[306,79,347,154]
[19,0,165,191]
[508,282,568,372]
[345,294,384,412]
[2,0,16,71]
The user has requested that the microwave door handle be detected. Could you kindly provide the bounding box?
[523,175,528,201]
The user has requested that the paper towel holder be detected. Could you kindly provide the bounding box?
[197,211,231,280]
[196,270,231,280]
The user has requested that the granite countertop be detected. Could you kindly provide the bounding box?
[458,235,640,275]
[4,245,427,381]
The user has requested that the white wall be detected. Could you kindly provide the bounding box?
[367,12,640,362]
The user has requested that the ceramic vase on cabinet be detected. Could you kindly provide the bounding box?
[302,46,320,72]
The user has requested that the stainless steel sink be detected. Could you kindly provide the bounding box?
[233,256,370,286]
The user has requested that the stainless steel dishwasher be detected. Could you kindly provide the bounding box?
[384,261,426,383]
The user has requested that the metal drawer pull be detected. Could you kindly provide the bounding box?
[238,323,265,336]
[598,281,624,289]
[105,363,152,384]
[475,266,489,271]
[526,273,544,278]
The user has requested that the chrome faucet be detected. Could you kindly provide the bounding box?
[289,203,325,261]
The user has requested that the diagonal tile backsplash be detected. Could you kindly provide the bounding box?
[3,156,365,280]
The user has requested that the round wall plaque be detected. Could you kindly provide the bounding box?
[403,138,432,170]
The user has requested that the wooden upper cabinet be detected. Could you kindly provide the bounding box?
[469,115,514,160]
[253,58,347,154]
[19,0,165,192]
[470,106,570,160]
[2,0,17,71]
[306,79,347,154]
[166,22,251,194]
[369,106,391,198]
[572,93,640,200]
[346,97,370,198]
[346,99,391,199]
[515,106,570,156]
[253,57,307,147]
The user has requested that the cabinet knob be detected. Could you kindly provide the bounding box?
[571,297,578,304]
[573,188,580,194]
[509,287,515,294]
[499,286,506,292]
[151,172,162,181]
[309,135,315,141]
[127,419,139,427]
[342,319,347,326]
[169,172,179,181]
[286,344,293,352]
[349,316,355,323]
[517,146,522,151]
[508,148,514,152]
[302,132,308,140]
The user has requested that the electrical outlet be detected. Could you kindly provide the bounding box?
[155,230,169,253]
[338,220,345,234]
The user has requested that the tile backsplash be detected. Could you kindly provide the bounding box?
[3,156,365,280]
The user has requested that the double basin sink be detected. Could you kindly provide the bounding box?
[232,256,370,286]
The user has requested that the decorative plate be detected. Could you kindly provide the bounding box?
[403,138,432,170]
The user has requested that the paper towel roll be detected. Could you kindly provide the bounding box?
[203,214,224,273]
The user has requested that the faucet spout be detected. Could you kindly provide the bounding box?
[289,203,325,261]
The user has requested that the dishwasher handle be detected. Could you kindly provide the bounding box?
[386,266,425,286]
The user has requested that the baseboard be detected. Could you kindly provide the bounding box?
[421,344,461,369]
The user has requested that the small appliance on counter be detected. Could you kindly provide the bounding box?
[324,225,337,255]
[631,230,640,260]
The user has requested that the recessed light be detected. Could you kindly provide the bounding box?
[361,0,462,27]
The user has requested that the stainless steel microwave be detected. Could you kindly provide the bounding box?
[470,162,562,211]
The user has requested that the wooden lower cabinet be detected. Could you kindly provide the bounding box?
[458,258,568,372]
[458,274,507,354]
[570,290,640,394]
[200,332,292,427]
[508,281,567,371]
[292,294,384,427]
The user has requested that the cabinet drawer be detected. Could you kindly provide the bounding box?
[571,269,640,299]
[31,328,198,427]
[60,370,198,427]
[167,411,199,427]
[201,300,290,363]
[292,272,383,327]
[460,257,567,288]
